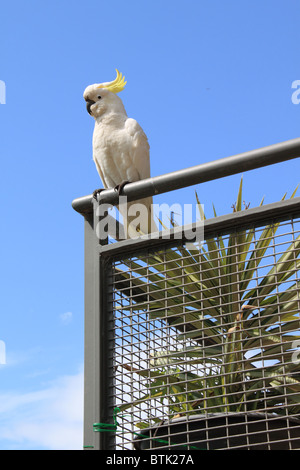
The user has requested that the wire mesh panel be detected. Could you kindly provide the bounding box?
[108,211,300,450]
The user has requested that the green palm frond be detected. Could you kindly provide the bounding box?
[115,178,300,419]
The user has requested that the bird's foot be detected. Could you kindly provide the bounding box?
[92,188,104,200]
[114,180,130,196]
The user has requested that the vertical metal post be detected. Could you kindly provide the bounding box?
[83,202,114,450]
[82,211,96,449]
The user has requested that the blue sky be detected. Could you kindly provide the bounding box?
[0,0,299,449]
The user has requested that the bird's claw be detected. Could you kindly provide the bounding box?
[92,188,104,200]
[114,180,130,196]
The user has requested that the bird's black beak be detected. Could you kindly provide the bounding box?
[86,99,96,115]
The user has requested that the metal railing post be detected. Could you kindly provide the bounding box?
[82,203,114,450]
[82,211,99,450]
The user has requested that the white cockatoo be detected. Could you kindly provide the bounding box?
[83,69,157,238]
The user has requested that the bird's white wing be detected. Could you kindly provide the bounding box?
[125,118,150,182]
[122,117,157,236]
[94,157,108,189]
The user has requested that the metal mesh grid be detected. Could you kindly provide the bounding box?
[108,214,300,450]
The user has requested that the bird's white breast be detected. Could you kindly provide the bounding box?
[92,114,139,188]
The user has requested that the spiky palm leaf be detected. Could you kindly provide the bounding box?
[116,179,300,423]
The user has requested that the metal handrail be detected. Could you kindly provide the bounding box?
[72,137,300,215]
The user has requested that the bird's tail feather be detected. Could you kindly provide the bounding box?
[118,196,157,239]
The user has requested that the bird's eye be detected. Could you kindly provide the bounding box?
[97,95,102,99]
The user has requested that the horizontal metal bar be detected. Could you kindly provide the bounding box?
[72,137,300,215]
[98,196,300,259]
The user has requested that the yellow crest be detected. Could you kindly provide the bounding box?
[97,69,127,94]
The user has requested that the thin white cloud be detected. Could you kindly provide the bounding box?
[0,368,83,450]
[4,347,44,368]
[59,312,73,325]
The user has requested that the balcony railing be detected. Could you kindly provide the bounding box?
[73,138,300,450]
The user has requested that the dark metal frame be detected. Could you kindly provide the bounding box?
[73,137,300,214]
[72,138,300,450]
